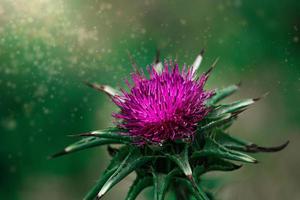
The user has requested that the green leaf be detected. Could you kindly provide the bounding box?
[97,148,153,199]
[214,129,289,153]
[206,84,239,106]
[192,137,257,163]
[152,169,181,200]
[50,136,128,158]
[193,158,242,178]
[75,128,132,143]
[153,173,168,200]
[213,129,250,151]
[164,146,208,199]
[176,177,210,200]
[199,113,234,132]
[83,166,118,200]
[105,146,131,172]
[83,146,131,200]
[205,158,242,172]
[208,99,255,118]
[125,176,153,200]
[165,144,192,176]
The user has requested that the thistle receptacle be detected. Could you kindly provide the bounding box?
[52,49,288,200]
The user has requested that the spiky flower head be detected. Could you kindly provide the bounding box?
[52,49,288,200]
[112,61,214,144]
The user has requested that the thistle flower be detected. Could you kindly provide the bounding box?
[52,49,288,200]
[112,60,214,144]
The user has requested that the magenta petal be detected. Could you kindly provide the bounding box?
[112,61,212,144]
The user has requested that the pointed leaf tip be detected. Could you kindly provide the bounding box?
[205,57,219,76]
[253,92,270,102]
[50,136,128,159]
[191,50,205,77]
[84,81,121,97]
[155,49,160,63]
[200,48,205,56]
[246,140,289,153]
[67,132,92,137]
[49,150,67,159]
[83,81,104,92]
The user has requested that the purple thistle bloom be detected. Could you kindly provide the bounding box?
[112,59,214,144]
[54,49,289,200]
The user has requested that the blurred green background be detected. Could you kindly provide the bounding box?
[0,0,299,199]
